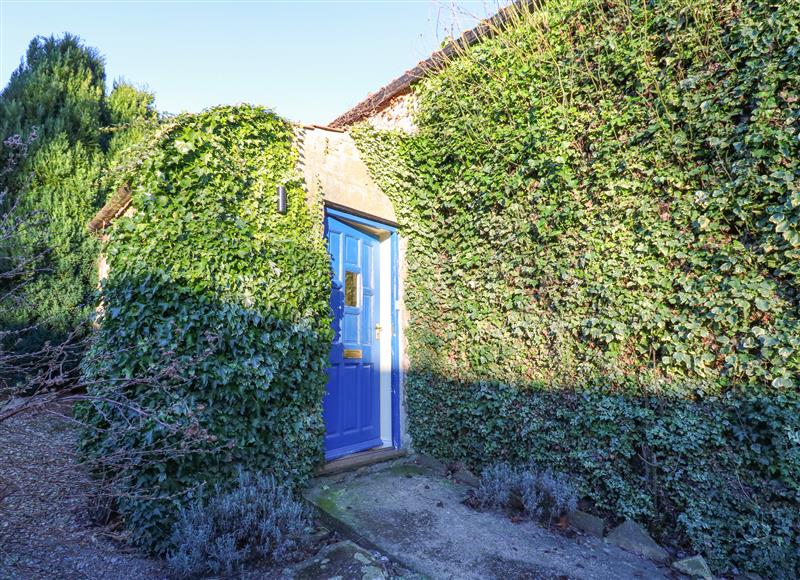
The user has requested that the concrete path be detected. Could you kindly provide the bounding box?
[304,461,670,580]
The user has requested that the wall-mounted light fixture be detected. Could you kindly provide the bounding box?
[276,185,287,214]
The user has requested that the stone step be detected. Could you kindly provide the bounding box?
[317,447,407,476]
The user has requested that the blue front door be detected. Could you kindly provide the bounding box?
[324,216,382,460]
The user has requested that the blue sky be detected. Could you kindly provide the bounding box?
[0,0,508,123]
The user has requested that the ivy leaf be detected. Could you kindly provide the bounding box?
[174,139,194,154]
[771,376,795,388]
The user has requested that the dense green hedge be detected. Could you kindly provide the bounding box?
[353,0,800,575]
[79,105,332,552]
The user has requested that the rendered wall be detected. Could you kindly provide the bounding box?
[297,126,397,223]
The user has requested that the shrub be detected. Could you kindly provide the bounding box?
[406,378,800,576]
[79,105,332,552]
[167,470,309,578]
[476,462,577,526]
[475,462,516,510]
[518,469,578,526]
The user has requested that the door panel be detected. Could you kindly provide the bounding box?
[324,216,382,459]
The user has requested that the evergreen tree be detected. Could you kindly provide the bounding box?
[106,80,157,161]
[0,35,155,354]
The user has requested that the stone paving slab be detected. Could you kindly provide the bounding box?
[284,541,389,580]
[304,462,670,580]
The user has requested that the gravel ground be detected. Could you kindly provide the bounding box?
[0,406,419,580]
[0,407,404,580]
[0,407,168,580]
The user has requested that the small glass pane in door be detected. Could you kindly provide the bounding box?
[344,271,359,307]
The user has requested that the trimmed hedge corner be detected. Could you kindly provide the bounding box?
[78,105,332,552]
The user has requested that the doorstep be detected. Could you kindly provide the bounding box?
[317,447,407,477]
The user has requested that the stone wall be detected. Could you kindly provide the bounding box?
[364,92,417,134]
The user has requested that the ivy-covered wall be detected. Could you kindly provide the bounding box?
[352,0,800,576]
[79,105,332,552]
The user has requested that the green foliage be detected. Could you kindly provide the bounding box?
[352,0,800,575]
[0,35,155,353]
[79,105,332,553]
[0,34,105,145]
[104,81,157,160]
[0,35,106,348]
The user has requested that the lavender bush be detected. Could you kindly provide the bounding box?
[167,470,310,578]
[477,462,577,526]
